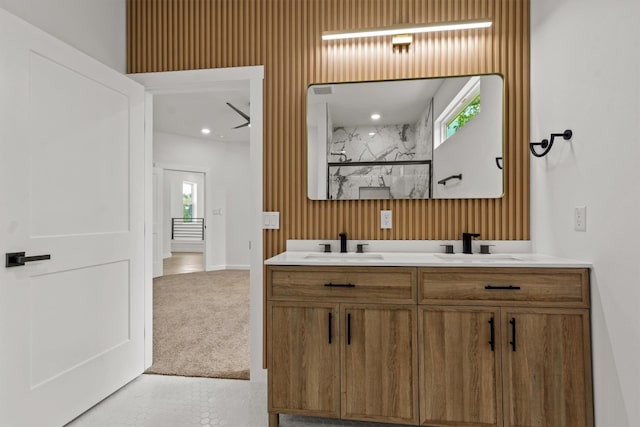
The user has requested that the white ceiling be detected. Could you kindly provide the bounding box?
[153,79,250,142]
[308,78,447,127]
[154,77,470,140]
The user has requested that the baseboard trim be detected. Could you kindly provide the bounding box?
[207,264,250,271]
[226,264,250,270]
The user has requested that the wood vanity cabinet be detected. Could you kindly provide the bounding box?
[268,302,340,417]
[266,264,593,427]
[418,267,593,427]
[419,306,503,427]
[266,266,419,426]
[341,303,418,424]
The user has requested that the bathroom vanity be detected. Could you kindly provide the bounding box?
[264,250,593,427]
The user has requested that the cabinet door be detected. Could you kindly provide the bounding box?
[502,308,593,427]
[268,302,340,417]
[419,306,502,427]
[341,304,418,424]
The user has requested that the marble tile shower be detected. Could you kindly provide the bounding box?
[328,99,433,200]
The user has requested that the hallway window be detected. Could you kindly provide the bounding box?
[434,76,481,149]
[446,92,480,138]
[182,181,196,220]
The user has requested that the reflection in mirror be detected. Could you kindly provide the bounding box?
[307,74,503,200]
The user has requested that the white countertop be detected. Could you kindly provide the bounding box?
[264,251,591,268]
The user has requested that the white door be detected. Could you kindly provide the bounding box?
[153,166,164,277]
[0,9,146,427]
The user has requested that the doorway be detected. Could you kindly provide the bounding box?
[162,169,206,276]
[150,100,251,378]
[131,66,265,382]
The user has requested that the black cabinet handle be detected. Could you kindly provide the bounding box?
[324,283,356,288]
[328,312,332,344]
[347,313,351,345]
[6,252,51,268]
[485,285,521,290]
[488,317,495,352]
[509,317,517,352]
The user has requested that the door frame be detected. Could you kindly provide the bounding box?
[152,166,164,277]
[129,66,265,381]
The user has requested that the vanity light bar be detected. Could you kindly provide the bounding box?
[322,19,492,41]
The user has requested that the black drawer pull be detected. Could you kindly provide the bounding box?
[488,317,495,352]
[485,285,521,290]
[324,283,356,288]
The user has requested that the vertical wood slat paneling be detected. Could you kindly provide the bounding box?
[127,0,530,259]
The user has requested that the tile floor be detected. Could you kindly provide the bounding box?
[72,252,410,427]
[66,375,415,427]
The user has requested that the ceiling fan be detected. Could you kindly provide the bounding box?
[226,102,250,129]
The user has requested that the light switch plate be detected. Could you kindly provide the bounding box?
[380,210,392,229]
[263,211,280,229]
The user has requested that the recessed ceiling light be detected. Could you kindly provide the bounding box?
[201,128,211,135]
[369,132,376,136]
[371,113,381,120]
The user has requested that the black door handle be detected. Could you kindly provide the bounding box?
[328,312,332,344]
[347,313,351,345]
[6,252,51,268]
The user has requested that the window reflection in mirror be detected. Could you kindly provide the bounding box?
[307,74,504,200]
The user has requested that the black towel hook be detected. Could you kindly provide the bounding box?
[530,129,573,158]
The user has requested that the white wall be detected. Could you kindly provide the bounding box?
[223,143,251,268]
[433,75,503,198]
[154,131,250,270]
[307,102,329,199]
[530,1,640,425]
[0,0,126,73]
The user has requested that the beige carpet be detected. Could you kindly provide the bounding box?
[146,270,250,380]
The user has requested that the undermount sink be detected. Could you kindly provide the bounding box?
[304,253,384,261]
[434,254,522,262]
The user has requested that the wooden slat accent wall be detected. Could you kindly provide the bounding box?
[128,0,530,259]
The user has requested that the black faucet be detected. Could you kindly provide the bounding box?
[339,232,348,253]
[462,232,480,254]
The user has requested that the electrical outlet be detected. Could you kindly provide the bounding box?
[574,206,586,232]
[380,210,393,229]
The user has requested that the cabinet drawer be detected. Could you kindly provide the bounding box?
[419,267,589,308]
[267,266,417,303]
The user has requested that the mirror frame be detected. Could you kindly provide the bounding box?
[306,73,505,200]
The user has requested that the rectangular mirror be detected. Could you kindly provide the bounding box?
[307,74,504,200]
